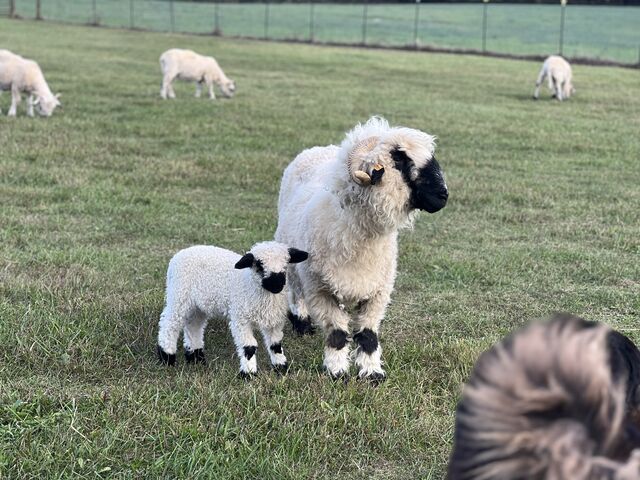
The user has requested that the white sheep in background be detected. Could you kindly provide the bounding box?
[0,49,61,117]
[159,48,236,101]
[534,55,574,101]
[275,117,448,381]
[157,241,308,377]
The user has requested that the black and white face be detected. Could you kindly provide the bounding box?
[389,148,449,213]
[349,133,449,216]
[234,246,308,294]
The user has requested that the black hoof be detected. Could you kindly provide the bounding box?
[185,348,206,364]
[360,372,387,385]
[238,370,255,380]
[327,370,350,384]
[272,362,290,375]
[288,312,316,336]
[157,345,176,366]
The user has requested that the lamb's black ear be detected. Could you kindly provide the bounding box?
[288,248,309,264]
[235,253,255,269]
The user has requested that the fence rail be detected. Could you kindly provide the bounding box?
[6,0,640,66]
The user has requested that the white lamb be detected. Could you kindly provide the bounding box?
[533,55,574,101]
[0,49,61,117]
[159,48,236,101]
[157,241,308,377]
[275,117,448,381]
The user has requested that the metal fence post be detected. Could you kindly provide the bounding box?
[413,0,420,48]
[213,2,220,35]
[9,0,14,17]
[36,0,42,20]
[264,0,270,39]
[92,0,97,25]
[482,0,489,53]
[309,1,315,43]
[362,0,368,45]
[559,0,567,55]
[169,0,175,32]
[130,0,134,29]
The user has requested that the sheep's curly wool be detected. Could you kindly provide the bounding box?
[448,314,640,480]
[0,49,60,117]
[275,116,448,379]
[159,48,235,100]
[156,241,306,375]
[534,55,574,101]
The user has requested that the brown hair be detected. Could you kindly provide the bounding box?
[448,314,640,480]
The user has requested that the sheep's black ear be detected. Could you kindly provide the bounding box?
[288,248,309,264]
[235,253,255,269]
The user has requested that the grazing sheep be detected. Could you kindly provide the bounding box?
[157,241,308,377]
[0,49,61,117]
[275,117,448,381]
[159,48,236,101]
[534,55,574,101]
[448,313,640,480]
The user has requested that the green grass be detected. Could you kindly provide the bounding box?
[11,0,640,64]
[1,18,639,478]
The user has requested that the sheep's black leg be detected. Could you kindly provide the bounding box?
[157,345,176,366]
[288,311,316,336]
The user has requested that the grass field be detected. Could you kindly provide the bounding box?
[11,0,640,64]
[1,18,640,478]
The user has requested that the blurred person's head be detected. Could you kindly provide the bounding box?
[448,313,640,480]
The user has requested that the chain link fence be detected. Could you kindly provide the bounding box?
[7,0,640,66]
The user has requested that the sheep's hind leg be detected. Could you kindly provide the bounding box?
[8,85,20,117]
[183,310,208,364]
[157,300,192,365]
[353,291,389,383]
[260,324,288,374]
[287,271,315,335]
[161,74,176,99]
[230,320,259,377]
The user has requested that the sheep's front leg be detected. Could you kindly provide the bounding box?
[26,94,35,117]
[207,80,216,100]
[194,81,203,98]
[353,289,390,382]
[8,85,20,117]
[308,291,352,378]
[230,319,259,377]
[183,310,208,364]
[260,324,288,373]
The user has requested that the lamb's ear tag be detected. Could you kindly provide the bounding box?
[370,164,385,185]
[235,253,254,269]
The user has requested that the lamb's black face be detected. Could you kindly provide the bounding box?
[255,260,286,294]
[262,272,286,294]
[391,149,448,213]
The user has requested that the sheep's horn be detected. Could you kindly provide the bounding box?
[348,136,379,186]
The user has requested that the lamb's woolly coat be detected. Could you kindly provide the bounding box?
[275,117,448,379]
[0,49,60,117]
[157,241,305,374]
[159,48,235,100]
[448,314,640,480]
[534,55,574,101]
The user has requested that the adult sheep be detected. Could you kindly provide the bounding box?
[275,117,448,381]
[533,55,574,101]
[159,48,235,100]
[0,49,61,117]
